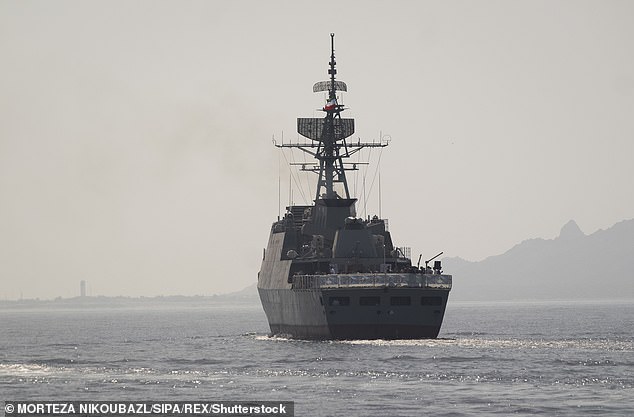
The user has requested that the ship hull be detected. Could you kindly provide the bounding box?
[258,287,450,340]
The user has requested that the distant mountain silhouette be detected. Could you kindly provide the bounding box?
[443,219,634,301]
[220,282,259,301]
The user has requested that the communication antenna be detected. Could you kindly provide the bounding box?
[277,136,281,220]
[275,33,388,202]
[378,169,382,218]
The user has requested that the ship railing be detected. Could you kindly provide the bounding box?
[291,273,452,290]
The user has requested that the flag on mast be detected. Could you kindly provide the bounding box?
[324,97,337,111]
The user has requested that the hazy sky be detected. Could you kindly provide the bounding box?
[1,1,633,299]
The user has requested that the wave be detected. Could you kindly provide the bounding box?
[165,358,226,365]
[3,360,631,390]
[552,358,631,367]
[37,358,136,366]
[251,332,634,354]
[380,354,421,362]
[253,334,318,343]
[43,343,79,349]
[454,338,634,351]
[0,363,55,375]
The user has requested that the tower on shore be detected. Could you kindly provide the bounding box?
[80,280,86,297]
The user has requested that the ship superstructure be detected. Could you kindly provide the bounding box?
[257,34,451,339]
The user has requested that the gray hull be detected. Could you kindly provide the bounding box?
[259,286,450,340]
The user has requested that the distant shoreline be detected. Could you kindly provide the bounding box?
[0,293,260,310]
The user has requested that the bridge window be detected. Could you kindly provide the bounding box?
[329,296,350,306]
[359,296,381,306]
[390,296,411,306]
[421,296,442,306]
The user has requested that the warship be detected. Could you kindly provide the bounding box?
[258,34,452,339]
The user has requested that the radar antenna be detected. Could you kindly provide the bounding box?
[276,33,388,200]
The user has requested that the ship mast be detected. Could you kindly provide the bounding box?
[276,33,387,201]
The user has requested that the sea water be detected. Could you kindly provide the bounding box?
[1,300,632,416]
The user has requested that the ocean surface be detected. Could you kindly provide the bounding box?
[1,300,633,416]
